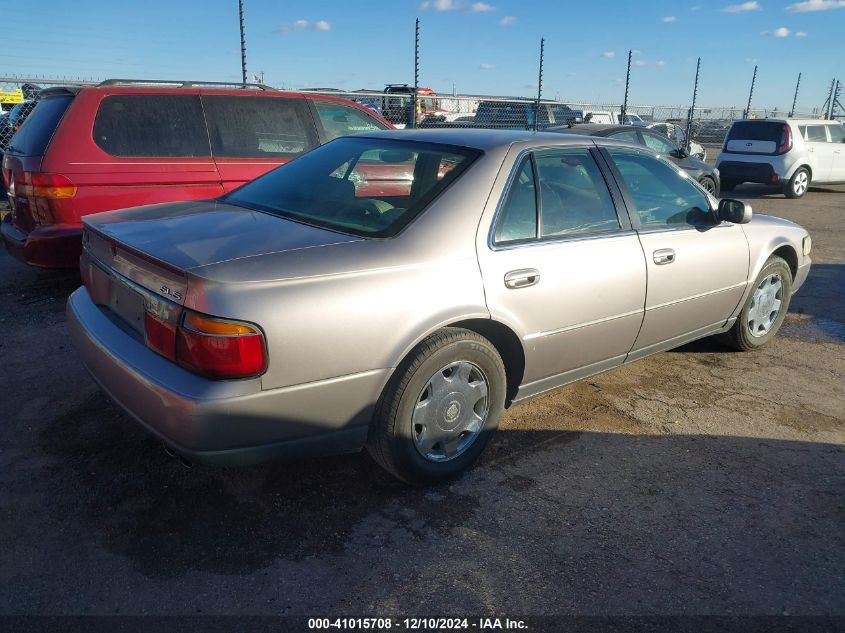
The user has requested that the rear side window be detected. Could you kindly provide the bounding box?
[806,125,828,142]
[202,95,316,158]
[94,95,210,157]
[314,101,387,141]
[495,157,537,243]
[727,121,784,142]
[5,95,72,156]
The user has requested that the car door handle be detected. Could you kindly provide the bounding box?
[653,248,676,265]
[504,269,540,289]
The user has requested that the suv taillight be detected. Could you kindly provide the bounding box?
[17,172,77,199]
[777,124,792,155]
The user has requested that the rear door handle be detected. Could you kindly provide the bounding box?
[504,268,540,289]
[653,248,676,265]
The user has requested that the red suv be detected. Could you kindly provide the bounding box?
[1,80,392,268]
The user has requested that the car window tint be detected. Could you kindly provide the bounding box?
[94,95,210,157]
[202,95,316,158]
[314,101,387,141]
[534,149,619,237]
[225,137,478,238]
[806,125,828,143]
[494,157,538,243]
[606,148,712,228]
[641,131,677,154]
[826,124,844,143]
[5,95,72,156]
[609,130,639,143]
[798,125,807,139]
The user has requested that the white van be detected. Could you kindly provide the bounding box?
[716,118,845,198]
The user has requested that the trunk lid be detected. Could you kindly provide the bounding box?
[83,199,361,276]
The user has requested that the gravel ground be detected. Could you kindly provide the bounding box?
[0,181,843,618]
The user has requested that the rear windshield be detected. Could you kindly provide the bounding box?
[4,95,72,157]
[727,121,784,142]
[225,137,480,238]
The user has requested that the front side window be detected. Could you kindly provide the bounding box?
[94,95,210,157]
[825,124,844,143]
[202,95,317,158]
[534,149,620,236]
[314,101,387,141]
[641,131,678,155]
[609,130,639,143]
[606,148,712,228]
[225,137,478,238]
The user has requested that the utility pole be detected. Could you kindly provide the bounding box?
[534,37,544,132]
[621,50,632,125]
[789,72,801,118]
[411,17,420,128]
[685,57,701,153]
[239,0,248,85]
[743,65,757,119]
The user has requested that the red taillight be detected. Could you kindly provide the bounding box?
[144,312,178,361]
[777,124,792,155]
[175,312,266,379]
[17,172,77,199]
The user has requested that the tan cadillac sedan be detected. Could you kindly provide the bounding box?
[67,129,812,485]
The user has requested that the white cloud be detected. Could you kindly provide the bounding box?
[601,51,616,58]
[662,15,677,21]
[795,30,808,35]
[763,26,791,36]
[690,4,703,10]
[420,0,497,10]
[478,63,495,70]
[632,49,642,55]
[277,19,332,34]
[420,0,456,9]
[787,0,845,11]
[657,60,667,66]
[499,15,516,24]
[722,1,761,12]
[633,59,648,67]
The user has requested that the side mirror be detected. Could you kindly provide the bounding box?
[718,199,752,224]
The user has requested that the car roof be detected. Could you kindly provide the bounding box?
[355,128,637,152]
[545,124,633,136]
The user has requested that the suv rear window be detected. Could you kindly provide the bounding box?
[4,95,72,157]
[94,95,210,157]
[727,121,784,142]
[202,95,316,158]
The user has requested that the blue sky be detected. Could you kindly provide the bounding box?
[1,0,843,111]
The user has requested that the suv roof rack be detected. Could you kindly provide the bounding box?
[98,79,274,91]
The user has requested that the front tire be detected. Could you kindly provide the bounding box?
[719,256,792,351]
[698,175,718,196]
[784,167,809,199]
[367,328,506,485]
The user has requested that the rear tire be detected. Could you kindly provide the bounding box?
[367,328,506,486]
[719,256,792,351]
[784,167,809,199]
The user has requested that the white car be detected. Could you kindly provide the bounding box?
[583,110,646,126]
[649,122,707,161]
[716,119,845,198]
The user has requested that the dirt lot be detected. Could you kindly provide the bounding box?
[0,182,843,618]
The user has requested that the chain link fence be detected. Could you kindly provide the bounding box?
[0,76,828,159]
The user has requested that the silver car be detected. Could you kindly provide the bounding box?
[67,129,812,485]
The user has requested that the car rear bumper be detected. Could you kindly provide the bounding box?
[67,287,387,465]
[716,160,785,185]
[1,217,83,268]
